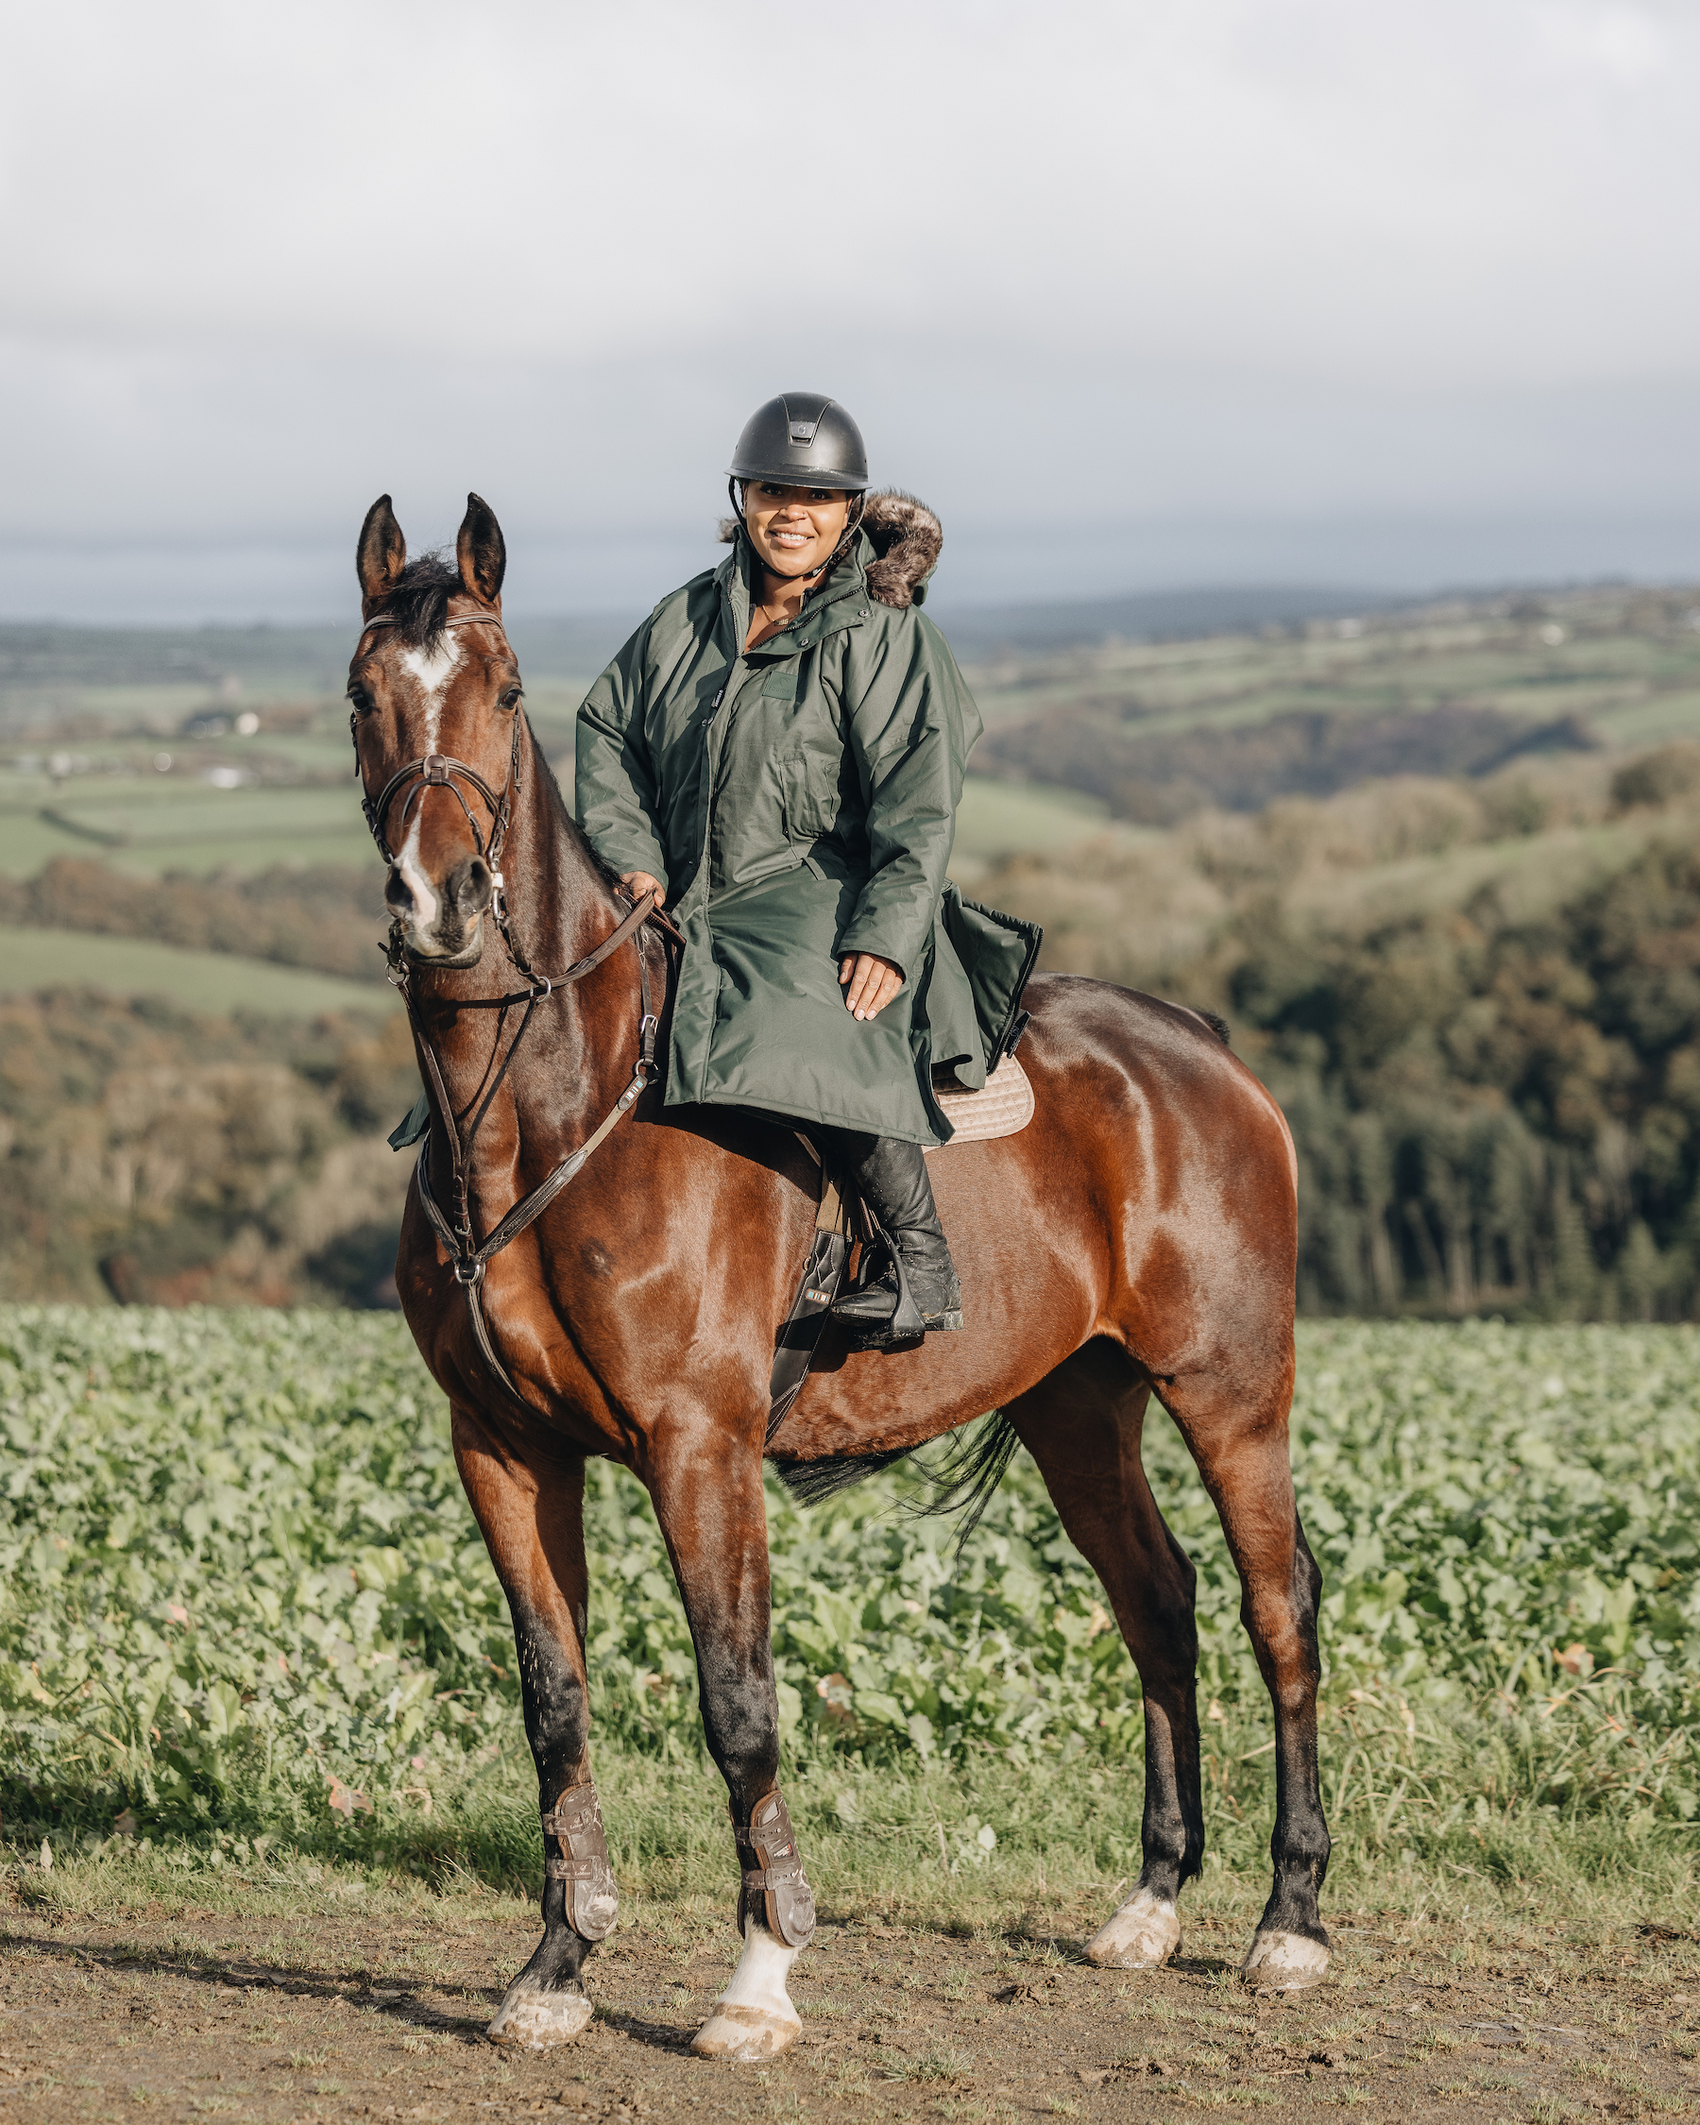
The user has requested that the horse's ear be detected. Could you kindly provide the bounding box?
[457,492,506,607]
[357,496,406,608]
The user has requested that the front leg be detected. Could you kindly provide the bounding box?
[644,1424,815,2063]
[451,1409,614,2048]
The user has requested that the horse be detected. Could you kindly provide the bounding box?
[347,492,1330,2061]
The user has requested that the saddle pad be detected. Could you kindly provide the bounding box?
[928,1052,1035,1147]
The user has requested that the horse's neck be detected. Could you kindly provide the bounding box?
[505,725,624,976]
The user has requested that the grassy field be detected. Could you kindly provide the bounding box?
[3,1307,1697,2118]
[0,774,382,880]
[0,762,1104,885]
[2,1306,1693,1910]
[0,927,400,1016]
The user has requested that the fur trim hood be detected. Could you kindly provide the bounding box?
[719,488,943,610]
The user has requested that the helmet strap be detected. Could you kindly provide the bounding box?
[730,480,867,589]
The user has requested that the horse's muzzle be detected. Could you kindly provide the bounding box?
[388,852,493,966]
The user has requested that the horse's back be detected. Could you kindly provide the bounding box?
[1015,972,1294,1176]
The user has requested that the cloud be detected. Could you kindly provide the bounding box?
[1,0,1695,617]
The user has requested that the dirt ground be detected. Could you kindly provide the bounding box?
[3,1895,1698,2123]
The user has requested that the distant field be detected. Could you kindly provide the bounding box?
[0,773,381,877]
[950,775,1114,865]
[967,589,1700,741]
[0,764,1112,883]
[0,925,399,1015]
[11,587,1700,853]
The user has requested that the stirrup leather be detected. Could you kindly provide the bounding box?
[542,1780,619,1940]
[732,1788,816,1949]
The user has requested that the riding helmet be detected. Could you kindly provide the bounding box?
[728,393,868,491]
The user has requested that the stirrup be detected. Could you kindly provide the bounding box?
[837,1244,928,1352]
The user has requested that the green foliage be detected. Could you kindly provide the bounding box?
[0,994,417,1305]
[988,763,1700,1317]
[1254,841,1700,1315]
[0,1308,1695,1882]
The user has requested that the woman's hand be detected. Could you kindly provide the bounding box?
[620,871,664,906]
[839,952,904,1021]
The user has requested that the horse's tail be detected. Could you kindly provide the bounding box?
[773,1408,1021,1556]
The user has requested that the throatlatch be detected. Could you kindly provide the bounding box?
[543,1781,619,1941]
[733,1788,816,1949]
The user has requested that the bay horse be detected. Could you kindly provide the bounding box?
[349,493,1329,2060]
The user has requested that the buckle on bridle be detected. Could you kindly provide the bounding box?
[423,754,450,785]
[453,1255,485,1286]
[528,975,554,1003]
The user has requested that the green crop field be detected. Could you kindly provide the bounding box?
[2,1306,1694,1928]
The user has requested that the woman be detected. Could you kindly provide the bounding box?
[575,393,1035,1348]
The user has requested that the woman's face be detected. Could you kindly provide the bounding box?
[743,481,851,579]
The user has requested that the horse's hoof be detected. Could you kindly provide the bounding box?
[1083,1887,1182,1970]
[1240,1929,1330,1993]
[690,2003,801,2062]
[487,1979,594,2048]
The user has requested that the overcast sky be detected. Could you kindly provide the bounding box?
[1,0,1696,621]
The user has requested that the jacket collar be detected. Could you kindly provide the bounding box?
[721,531,875,658]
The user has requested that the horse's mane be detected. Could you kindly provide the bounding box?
[377,552,464,651]
[529,744,629,897]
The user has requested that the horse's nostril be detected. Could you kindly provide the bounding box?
[453,857,493,917]
[384,868,414,914]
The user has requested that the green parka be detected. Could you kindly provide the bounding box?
[575,498,1033,1145]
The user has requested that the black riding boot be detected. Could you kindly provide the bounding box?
[829,1132,963,1348]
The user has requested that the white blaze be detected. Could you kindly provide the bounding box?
[400,634,462,754]
[389,632,464,926]
[394,808,439,928]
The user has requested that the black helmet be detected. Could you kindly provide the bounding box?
[728,392,867,492]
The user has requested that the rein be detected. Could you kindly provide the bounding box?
[353,600,670,1407]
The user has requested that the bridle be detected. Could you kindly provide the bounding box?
[350,599,675,1406]
[351,606,522,924]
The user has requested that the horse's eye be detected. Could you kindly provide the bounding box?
[347,684,373,714]
[500,685,524,713]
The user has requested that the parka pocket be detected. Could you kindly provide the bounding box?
[781,751,840,841]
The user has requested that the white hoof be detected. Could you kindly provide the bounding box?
[487,1980,594,2048]
[1240,1929,1330,1992]
[692,1917,802,2062]
[1083,1886,1182,1970]
[690,2003,801,2061]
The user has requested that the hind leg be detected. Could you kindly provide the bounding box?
[452,1406,615,2048]
[1158,1354,1331,1992]
[1006,1340,1204,1971]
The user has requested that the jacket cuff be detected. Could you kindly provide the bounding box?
[835,918,916,981]
[585,831,669,891]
